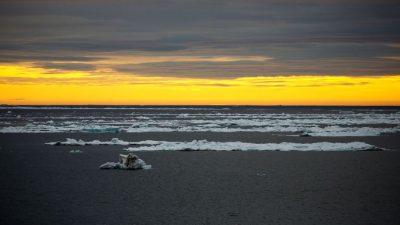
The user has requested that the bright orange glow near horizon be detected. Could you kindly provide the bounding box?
[1,64,400,106]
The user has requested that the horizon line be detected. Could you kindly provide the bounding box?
[1,104,400,107]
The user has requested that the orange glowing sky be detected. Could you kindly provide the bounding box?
[1,0,400,105]
[1,64,399,105]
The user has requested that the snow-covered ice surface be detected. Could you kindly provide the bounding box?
[99,160,152,170]
[1,106,399,137]
[46,138,130,146]
[46,138,380,151]
[124,140,379,151]
[99,154,152,170]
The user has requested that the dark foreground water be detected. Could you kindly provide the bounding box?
[1,133,400,225]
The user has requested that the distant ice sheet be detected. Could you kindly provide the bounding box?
[2,123,399,136]
[124,140,378,151]
[2,108,399,137]
[46,138,379,151]
[303,126,400,137]
[123,125,400,136]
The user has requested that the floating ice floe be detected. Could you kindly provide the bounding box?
[46,138,130,146]
[0,123,122,133]
[69,150,83,153]
[135,116,150,120]
[46,138,165,146]
[81,127,121,133]
[46,138,380,151]
[99,153,152,170]
[301,126,400,137]
[2,109,399,137]
[3,122,399,136]
[124,124,400,136]
[124,140,379,151]
[177,113,190,118]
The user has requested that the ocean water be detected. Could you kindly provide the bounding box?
[1,106,399,151]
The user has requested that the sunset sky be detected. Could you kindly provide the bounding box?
[1,0,399,105]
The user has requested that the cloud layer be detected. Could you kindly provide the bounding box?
[1,0,400,78]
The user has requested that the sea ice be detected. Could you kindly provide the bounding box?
[46,138,380,151]
[303,126,400,137]
[81,127,120,133]
[99,153,151,170]
[2,108,399,137]
[124,140,379,151]
[46,138,130,146]
[69,150,83,153]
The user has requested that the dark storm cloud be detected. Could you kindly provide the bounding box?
[0,40,186,52]
[0,54,105,63]
[1,0,400,76]
[112,57,400,78]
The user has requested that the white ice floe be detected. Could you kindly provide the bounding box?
[0,124,121,133]
[2,109,399,137]
[69,150,83,153]
[81,127,121,133]
[46,138,130,146]
[3,122,399,136]
[46,138,379,151]
[47,138,86,146]
[99,153,152,170]
[124,126,175,133]
[46,138,165,146]
[123,124,400,136]
[302,126,400,137]
[135,116,150,120]
[124,140,379,151]
[177,113,190,118]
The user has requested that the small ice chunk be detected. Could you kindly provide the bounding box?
[141,164,152,170]
[99,162,123,169]
[135,116,150,120]
[110,138,130,145]
[81,127,120,133]
[68,138,86,146]
[177,113,190,118]
[69,150,83,153]
[99,153,151,170]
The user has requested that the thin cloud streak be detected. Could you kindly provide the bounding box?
[0,0,399,78]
